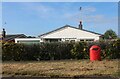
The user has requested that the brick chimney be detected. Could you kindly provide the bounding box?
[2,28,6,38]
[79,21,83,30]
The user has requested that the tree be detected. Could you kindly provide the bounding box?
[104,29,117,39]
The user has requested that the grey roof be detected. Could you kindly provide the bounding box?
[39,25,102,37]
[3,34,27,41]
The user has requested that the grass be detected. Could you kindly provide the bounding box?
[2,59,120,77]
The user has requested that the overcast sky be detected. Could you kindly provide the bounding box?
[2,2,118,37]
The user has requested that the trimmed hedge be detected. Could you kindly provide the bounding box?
[2,39,120,61]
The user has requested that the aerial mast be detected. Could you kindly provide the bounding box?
[78,7,83,29]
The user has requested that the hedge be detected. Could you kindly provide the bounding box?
[2,39,120,61]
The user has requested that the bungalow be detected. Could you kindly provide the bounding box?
[0,28,26,42]
[38,21,102,42]
[15,21,103,43]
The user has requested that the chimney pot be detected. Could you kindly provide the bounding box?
[79,21,83,29]
[2,28,6,38]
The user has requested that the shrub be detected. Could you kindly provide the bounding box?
[2,39,120,61]
[71,42,88,59]
[2,42,25,61]
[38,42,73,60]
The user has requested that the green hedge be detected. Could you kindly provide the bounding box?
[2,39,120,61]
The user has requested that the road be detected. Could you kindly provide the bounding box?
[1,76,120,79]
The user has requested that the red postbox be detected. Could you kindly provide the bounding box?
[90,45,101,61]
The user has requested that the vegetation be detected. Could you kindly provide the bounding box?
[2,39,120,61]
[104,29,117,39]
[2,59,119,77]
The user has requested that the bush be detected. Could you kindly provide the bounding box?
[32,42,73,60]
[71,42,89,59]
[2,39,120,61]
[2,42,25,61]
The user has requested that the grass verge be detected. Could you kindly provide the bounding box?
[2,59,120,77]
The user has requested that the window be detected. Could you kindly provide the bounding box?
[45,39,61,42]
[65,40,69,42]
[70,40,75,42]
[86,39,94,41]
[80,39,84,42]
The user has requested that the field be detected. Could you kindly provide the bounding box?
[2,59,120,78]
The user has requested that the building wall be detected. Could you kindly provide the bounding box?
[15,38,41,44]
[15,27,101,43]
[40,27,101,41]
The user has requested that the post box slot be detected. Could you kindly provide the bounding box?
[92,48,99,50]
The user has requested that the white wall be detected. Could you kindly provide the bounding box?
[15,27,101,43]
[15,38,41,43]
[40,27,101,41]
